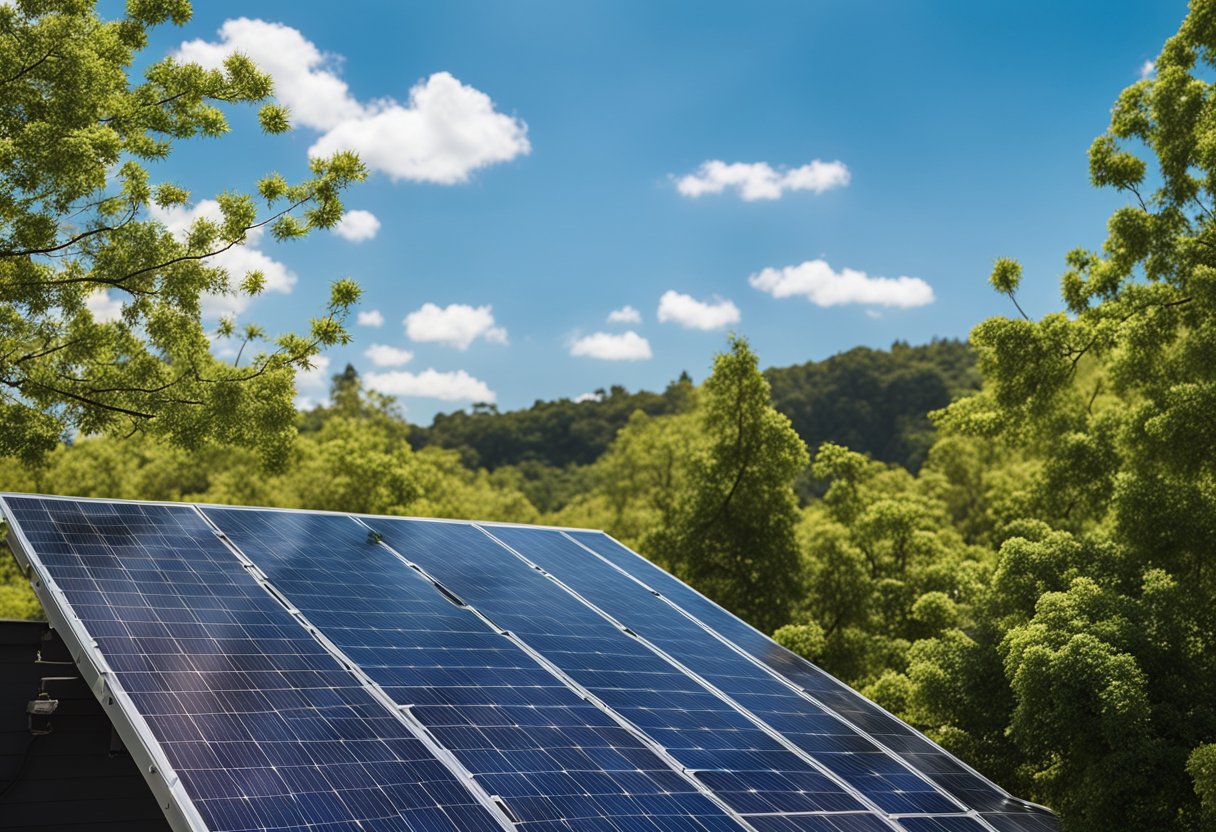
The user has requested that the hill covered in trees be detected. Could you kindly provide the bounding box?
[409,337,977,477]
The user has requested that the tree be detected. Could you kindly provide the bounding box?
[775,444,990,697]
[647,336,808,633]
[550,407,701,550]
[0,0,364,468]
[904,3,1216,827]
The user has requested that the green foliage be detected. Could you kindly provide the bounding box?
[989,257,1023,295]
[1190,744,1216,822]
[645,336,808,633]
[410,375,696,472]
[411,340,976,492]
[794,443,991,687]
[899,5,1216,826]
[550,407,700,550]
[765,338,979,478]
[0,1,364,467]
[772,622,826,660]
[0,367,541,520]
[0,539,39,619]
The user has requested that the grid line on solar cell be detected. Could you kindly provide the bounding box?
[200,506,752,832]
[562,530,1057,831]
[1,495,508,832]
[369,517,905,830]
[481,525,977,821]
[190,505,524,832]
[478,525,970,822]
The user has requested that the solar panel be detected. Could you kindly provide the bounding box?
[362,518,875,822]
[1,494,1057,832]
[482,525,959,815]
[200,506,742,832]
[1,495,506,832]
[561,531,1058,832]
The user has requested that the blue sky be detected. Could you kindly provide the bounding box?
[129,1,1186,422]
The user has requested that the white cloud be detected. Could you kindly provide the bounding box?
[1140,59,1156,79]
[365,368,495,402]
[676,159,850,201]
[657,290,741,331]
[363,344,414,367]
[310,72,531,184]
[569,331,652,361]
[85,290,123,323]
[748,259,935,308]
[333,210,381,242]
[607,305,642,325]
[150,200,296,318]
[177,21,529,183]
[404,303,507,350]
[295,352,333,389]
[357,309,385,327]
[177,18,360,130]
[574,392,603,403]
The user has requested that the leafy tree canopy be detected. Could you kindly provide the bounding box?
[898,2,1216,826]
[645,336,808,633]
[0,0,364,468]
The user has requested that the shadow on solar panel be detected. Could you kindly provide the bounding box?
[1,493,1057,832]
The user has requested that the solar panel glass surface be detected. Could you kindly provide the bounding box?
[202,507,745,832]
[2,495,1056,832]
[2,496,504,832]
[370,518,881,823]
[485,525,959,816]
[563,531,1056,831]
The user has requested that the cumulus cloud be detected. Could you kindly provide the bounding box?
[363,344,414,367]
[176,20,529,184]
[85,290,123,323]
[676,159,850,201]
[574,391,604,403]
[569,331,652,361]
[1140,59,1156,79]
[310,73,531,184]
[357,309,385,327]
[748,259,935,308]
[293,355,332,409]
[404,303,507,350]
[364,368,495,402]
[607,305,642,324]
[333,210,381,242]
[296,354,331,389]
[657,290,741,330]
[150,200,296,318]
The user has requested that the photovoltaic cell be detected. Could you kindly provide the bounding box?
[370,518,879,824]
[563,531,1057,831]
[202,507,745,832]
[744,816,894,832]
[484,525,958,815]
[2,496,503,832]
[895,819,992,832]
[3,494,1056,832]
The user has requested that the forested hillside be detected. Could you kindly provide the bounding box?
[412,339,975,474]
[404,339,976,510]
[766,338,980,472]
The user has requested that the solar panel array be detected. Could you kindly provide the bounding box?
[1,494,1057,832]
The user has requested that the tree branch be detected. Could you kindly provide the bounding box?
[0,46,56,86]
[1,376,154,419]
